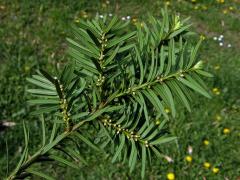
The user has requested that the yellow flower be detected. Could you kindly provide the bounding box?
[155,120,161,125]
[223,128,230,134]
[212,88,220,95]
[83,14,88,18]
[212,167,220,173]
[203,140,210,146]
[215,114,222,121]
[167,172,175,180]
[200,35,206,40]
[165,108,171,114]
[223,9,228,14]
[191,0,196,2]
[132,18,138,23]
[165,1,171,6]
[74,18,80,23]
[80,11,88,18]
[229,6,234,11]
[185,155,192,163]
[194,5,199,10]
[216,0,224,3]
[214,64,220,70]
[204,162,211,169]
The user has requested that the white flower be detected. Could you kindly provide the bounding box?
[219,42,223,46]
[121,17,126,20]
[188,145,193,154]
[227,44,232,48]
[218,37,222,41]
[99,15,104,18]
[18,146,23,153]
[109,13,113,17]
[219,35,224,38]
[213,37,217,40]
[164,155,174,163]
[127,16,131,20]
[2,121,16,127]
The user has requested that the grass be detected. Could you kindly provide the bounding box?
[0,0,239,179]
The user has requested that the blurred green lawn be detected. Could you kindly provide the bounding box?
[0,0,239,179]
